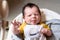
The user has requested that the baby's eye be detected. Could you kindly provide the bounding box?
[34,14,39,16]
[28,15,31,17]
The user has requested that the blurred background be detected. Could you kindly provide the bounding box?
[0,0,60,21]
[0,0,60,40]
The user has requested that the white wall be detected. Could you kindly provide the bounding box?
[7,0,60,21]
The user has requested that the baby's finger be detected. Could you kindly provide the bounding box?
[17,22,21,26]
[11,22,15,26]
[11,21,15,25]
[14,20,17,24]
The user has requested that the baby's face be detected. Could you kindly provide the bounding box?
[24,6,41,25]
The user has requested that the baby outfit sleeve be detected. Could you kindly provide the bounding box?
[19,22,26,33]
[41,23,50,30]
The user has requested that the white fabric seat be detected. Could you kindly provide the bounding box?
[6,8,60,40]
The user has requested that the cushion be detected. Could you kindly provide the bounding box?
[46,19,60,40]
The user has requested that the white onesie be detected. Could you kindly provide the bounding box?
[24,25,46,40]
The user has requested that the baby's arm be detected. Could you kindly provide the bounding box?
[40,24,52,36]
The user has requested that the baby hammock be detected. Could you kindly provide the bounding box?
[6,8,60,40]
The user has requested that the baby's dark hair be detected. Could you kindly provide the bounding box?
[22,3,41,16]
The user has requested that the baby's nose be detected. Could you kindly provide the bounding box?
[31,14,36,18]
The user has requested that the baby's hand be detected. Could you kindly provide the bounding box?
[41,28,48,34]
[11,20,21,27]
[40,28,52,36]
[11,20,21,34]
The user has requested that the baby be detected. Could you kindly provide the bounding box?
[12,3,52,40]
[18,3,52,40]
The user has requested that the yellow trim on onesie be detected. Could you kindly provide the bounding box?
[19,22,50,33]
